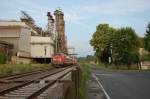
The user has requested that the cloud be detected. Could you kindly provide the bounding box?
[66,0,150,16]
[64,0,150,56]
[63,0,150,32]
[97,0,149,14]
[65,12,85,23]
[64,10,93,34]
[68,41,94,57]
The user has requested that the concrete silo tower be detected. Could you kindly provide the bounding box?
[54,8,67,54]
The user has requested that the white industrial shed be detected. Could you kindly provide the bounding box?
[0,21,32,57]
[30,36,54,58]
[0,21,55,64]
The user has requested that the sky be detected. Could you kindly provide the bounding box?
[0,0,150,57]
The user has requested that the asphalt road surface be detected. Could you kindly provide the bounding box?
[91,68,150,99]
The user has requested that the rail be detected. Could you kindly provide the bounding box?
[0,65,81,99]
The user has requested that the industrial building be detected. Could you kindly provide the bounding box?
[0,20,54,64]
[0,11,55,63]
[0,9,71,63]
[30,36,54,63]
[0,8,70,64]
[0,21,32,63]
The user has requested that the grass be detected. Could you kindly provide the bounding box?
[79,62,89,99]
[93,63,150,72]
[0,53,7,64]
[0,64,53,77]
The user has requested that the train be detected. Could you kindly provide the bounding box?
[51,53,76,67]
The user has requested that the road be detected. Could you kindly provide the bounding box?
[90,67,150,99]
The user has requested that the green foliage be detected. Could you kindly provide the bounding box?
[141,54,150,61]
[78,57,87,63]
[90,24,115,50]
[113,27,140,66]
[90,24,140,68]
[79,63,89,99]
[0,53,7,64]
[90,24,115,63]
[144,22,150,52]
[0,64,52,76]
[78,55,96,63]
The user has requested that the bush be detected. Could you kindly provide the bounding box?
[79,62,89,99]
[141,54,150,61]
[0,53,7,64]
[0,64,52,76]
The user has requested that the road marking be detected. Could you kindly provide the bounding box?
[92,73,111,99]
[96,73,126,77]
[96,74,112,76]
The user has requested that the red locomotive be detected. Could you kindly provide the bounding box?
[51,53,76,67]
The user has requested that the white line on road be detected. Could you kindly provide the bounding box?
[96,73,126,77]
[96,74,112,76]
[92,73,111,99]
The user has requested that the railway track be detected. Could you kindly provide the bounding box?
[0,66,75,99]
[0,68,54,80]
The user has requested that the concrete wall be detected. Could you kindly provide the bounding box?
[0,27,20,37]
[18,27,31,55]
[31,44,54,58]
[0,27,32,56]
[11,56,31,64]
[31,36,54,58]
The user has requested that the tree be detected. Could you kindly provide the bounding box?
[144,22,150,52]
[113,27,140,68]
[90,23,140,69]
[90,24,115,65]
